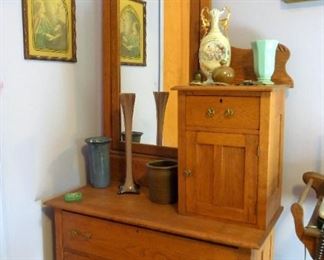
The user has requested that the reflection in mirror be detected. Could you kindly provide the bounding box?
[120,0,174,147]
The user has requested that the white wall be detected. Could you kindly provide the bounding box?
[212,0,324,259]
[0,0,5,257]
[0,0,102,259]
[121,0,161,145]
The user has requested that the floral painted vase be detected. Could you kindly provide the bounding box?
[199,7,231,84]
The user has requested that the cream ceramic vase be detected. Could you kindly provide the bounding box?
[199,7,231,84]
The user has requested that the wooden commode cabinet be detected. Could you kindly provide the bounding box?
[175,86,286,229]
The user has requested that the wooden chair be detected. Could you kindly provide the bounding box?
[291,171,324,259]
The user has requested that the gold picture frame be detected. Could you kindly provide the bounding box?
[120,0,146,66]
[22,0,77,62]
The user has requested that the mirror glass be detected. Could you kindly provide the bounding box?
[120,0,175,147]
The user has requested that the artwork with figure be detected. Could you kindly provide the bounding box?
[22,0,76,62]
[32,0,68,51]
[120,0,146,65]
[121,5,141,58]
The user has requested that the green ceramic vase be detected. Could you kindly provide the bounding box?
[251,40,278,85]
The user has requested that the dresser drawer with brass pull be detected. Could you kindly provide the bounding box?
[62,211,242,259]
[185,96,260,130]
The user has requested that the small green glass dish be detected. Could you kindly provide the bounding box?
[64,192,83,202]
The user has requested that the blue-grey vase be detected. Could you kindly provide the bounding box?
[251,40,279,85]
[85,136,111,188]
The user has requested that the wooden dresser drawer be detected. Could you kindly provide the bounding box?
[185,96,260,130]
[62,211,243,260]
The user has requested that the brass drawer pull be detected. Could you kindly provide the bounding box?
[224,108,235,118]
[206,107,215,118]
[70,229,92,240]
[184,169,192,177]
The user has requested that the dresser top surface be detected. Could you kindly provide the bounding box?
[172,84,290,92]
[45,183,281,249]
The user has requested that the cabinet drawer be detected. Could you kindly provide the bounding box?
[62,211,242,260]
[185,96,260,130]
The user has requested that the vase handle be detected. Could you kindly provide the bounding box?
[219,6,231,37]
[200,7,210,38]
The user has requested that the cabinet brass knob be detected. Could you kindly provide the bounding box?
[184,169,192,177]
[224,108,235,118]
[206,107,215,118]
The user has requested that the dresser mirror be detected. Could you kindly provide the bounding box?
[103,0,210,163]
[120,0,169,147]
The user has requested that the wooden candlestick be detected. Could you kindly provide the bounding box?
[118,93,139,194]
[153,91,169,146]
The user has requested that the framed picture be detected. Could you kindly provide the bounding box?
[120,0,146,66]
[22,0,77,62]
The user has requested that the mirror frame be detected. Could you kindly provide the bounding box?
[103,0,211,182]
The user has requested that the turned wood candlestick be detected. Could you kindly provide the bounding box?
[118,93,139,194]
[153,91,169,146]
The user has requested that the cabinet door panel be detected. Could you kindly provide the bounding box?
[185,131,258,224]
